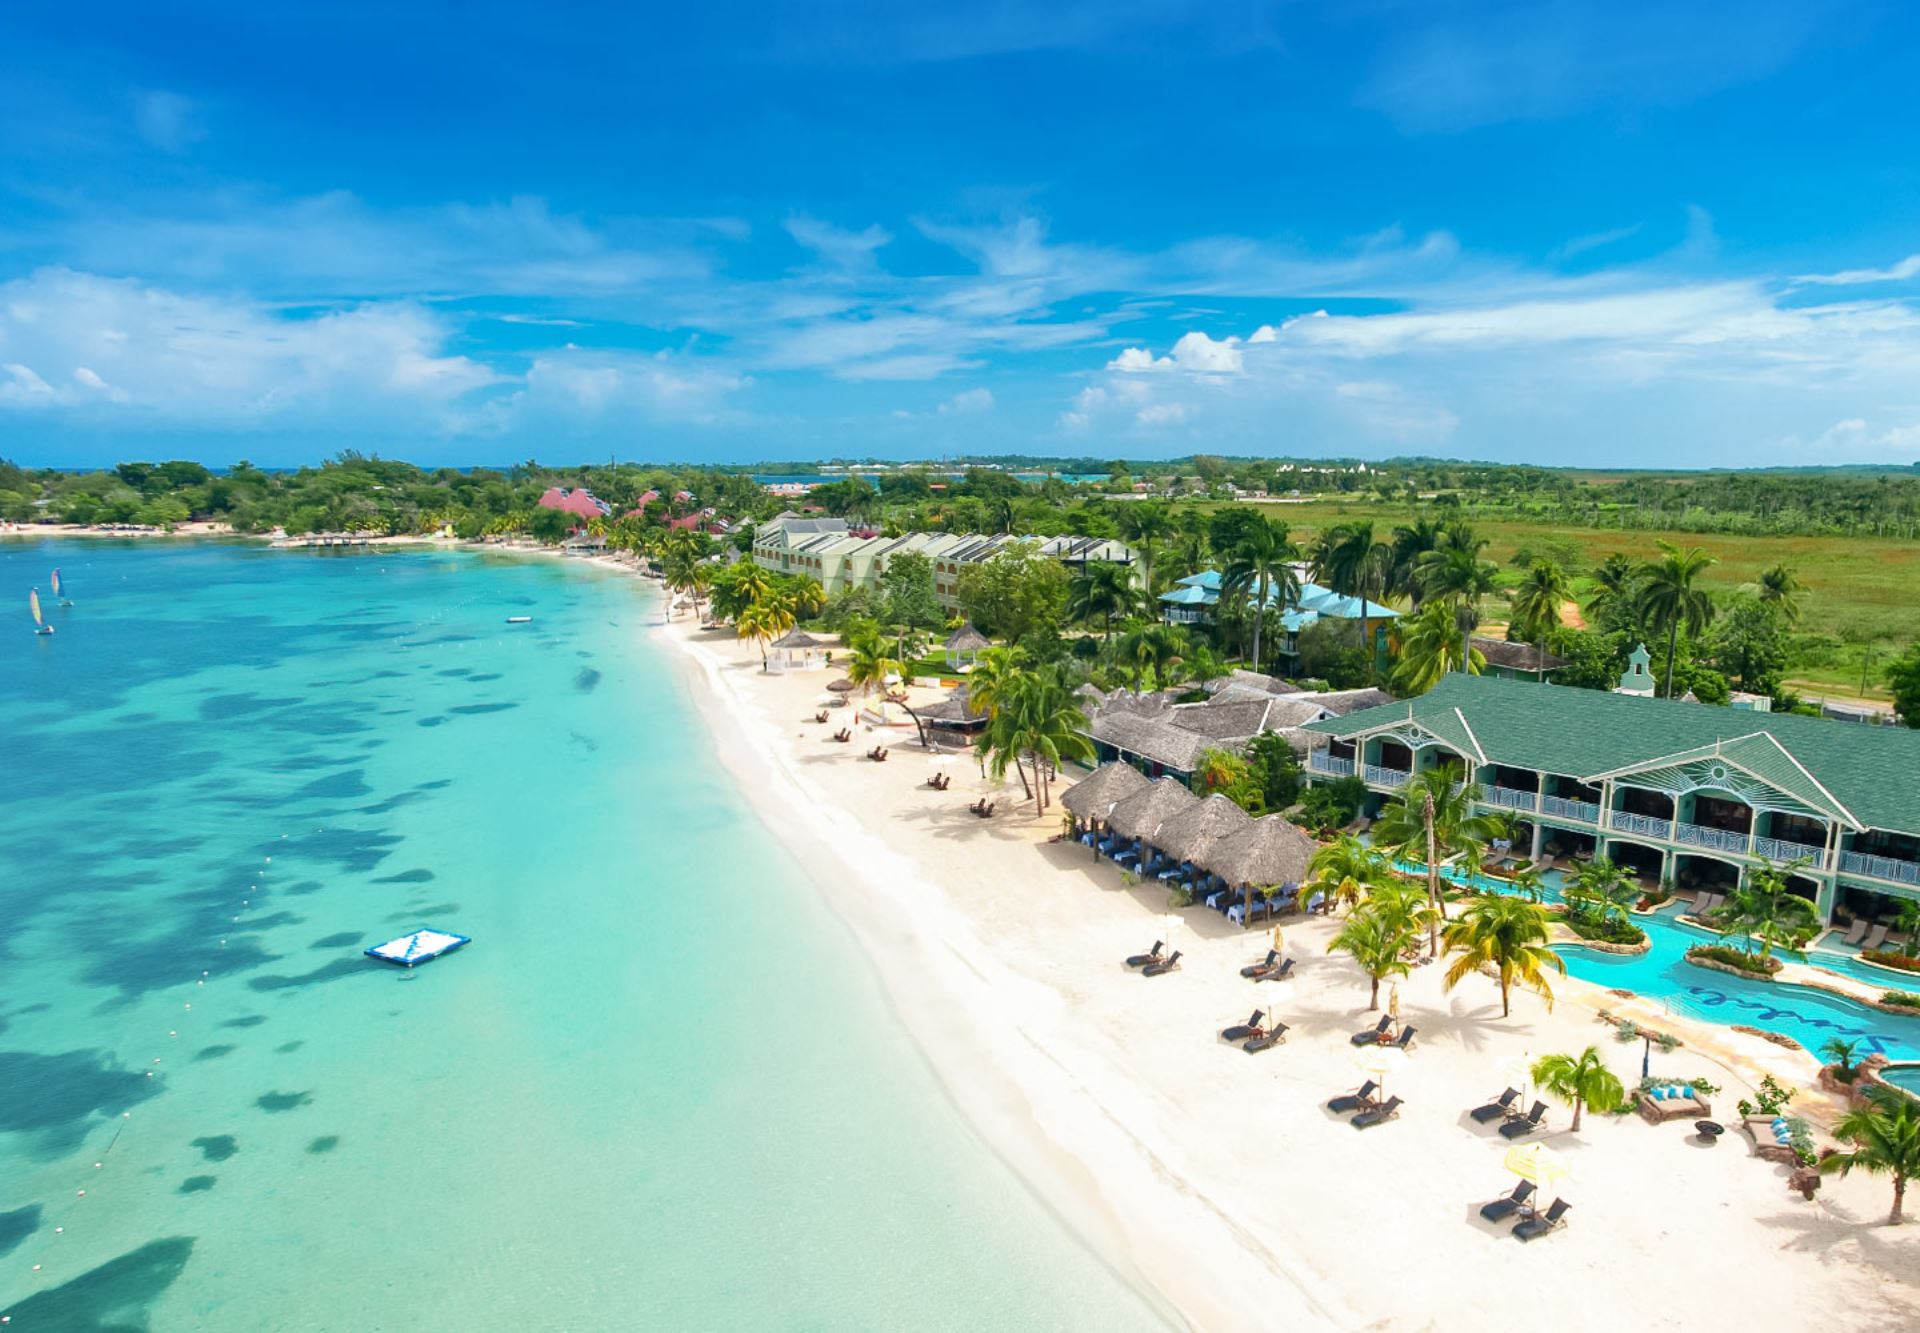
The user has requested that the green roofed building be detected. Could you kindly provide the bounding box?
[1300,672,1920,922]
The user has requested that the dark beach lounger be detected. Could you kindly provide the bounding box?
[1350,1016,1393,1046]
[1253,957,1295,982]
[1513,1198,1571,1242]
[1142,950,1182,977]
[1841,918,1871,946]
[1500,1101,1548,1139]
[1352,1095,1403,1129]
[1239,950,1280,978]
[1478,1180,1535,1223]
[1471,1088,1521,1123]
[1388,1026,1418,1052]
[1221,1009,1266,1042]
[1328,1080,1378,1114]
[1243,1021,1289,1053]
[1125,941,1165,968]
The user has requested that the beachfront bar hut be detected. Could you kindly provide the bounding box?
[1104,778,1199,864]
[1150,794,1254,894]
[1061,762,1151,847]
[767,627,829,673]
[1197,814,1319,927]
[944,623,991,671]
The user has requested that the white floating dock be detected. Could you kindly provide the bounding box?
[365,927,471,967]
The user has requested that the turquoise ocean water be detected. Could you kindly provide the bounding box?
[0,540,1161,1330]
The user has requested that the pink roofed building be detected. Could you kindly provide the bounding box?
[538,487,609,519]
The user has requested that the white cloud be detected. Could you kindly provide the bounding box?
[937,387,994,414]
[1136,402,1189,427]
[785,216,893,270]
[1792,254,1920,287]
[1801,418,1920,459]
[133,90,206,153]
[1108,330,1245,375]
[508,347,746,427]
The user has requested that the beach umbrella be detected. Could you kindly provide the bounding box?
[1270,924,1284,953]
[1387,985,1401,1023]
[826,678,855,692]
[1503,1143,1569,1190]
[1355,1045,1406,1092]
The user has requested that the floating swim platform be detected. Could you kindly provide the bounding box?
[365,927,471,967]
[505,616,533,624]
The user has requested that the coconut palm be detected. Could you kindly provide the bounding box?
[1721,860,1820,959]
[1565,856,1640,926]
[1530,1047,1625,1131]
[975,664,1094,817]
[1637,541,1717,699]
[1889,898,1920,958]
[1754,563,1804,624]
[1508,559,1573,673]
[1372,767,1499,953]
[1067,560,1138,641]
[1391,601,1486,694]
[844,624,903,705]
[1311,521,1392,681]
[1304,835,1390,915]
[736,594,796,669]
[1117,502,1174,594]
[1584,553,1641,632]
[1508,864,1549,904]
[1441,895,1565,1018]
[1415,539,1499,669]
[1821,1087,1920,1224]
[1387,518,1444,609]
[1220,516,1299,672]
[1115,622,1187,690]
[1821,1038,1862,1075]
[964,645,1030,721]
[1327,905,1418,1010]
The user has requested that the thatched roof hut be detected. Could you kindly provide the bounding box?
[1197,814,1318,890]
[1060,762,1150,822]
[1151,793,1254,865]
[1105,778,1198,842]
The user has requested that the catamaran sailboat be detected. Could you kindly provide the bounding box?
[30,589,53,635]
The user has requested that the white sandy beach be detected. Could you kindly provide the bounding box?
[660,613,1920,1333]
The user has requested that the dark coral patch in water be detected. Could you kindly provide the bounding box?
[374,868,435,884]
[190,1135,237,1162]
[246,959,364,992]
[0,1049,160,1155]
[193,1045,236,1062]
[0,1236,196,1328]
[221,1015,267,1029]
[306,1135,341,1154]
[255,1090,312,1113]
[178,1175,216,1194]
[311,932,361,949]
[0,1203,42,1258]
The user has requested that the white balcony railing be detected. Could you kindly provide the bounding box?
[1485,785,1539,812]
[1754,836,1826,868]
[1363,763,1411,789]
[1309,751,1354,778]
[1839,850,1920,887]
[1611,811,1674,840]
[1675,822,1749,854]
[1541,795,1601,824]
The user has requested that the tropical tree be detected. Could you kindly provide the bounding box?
[1304,835,1390,915]
[1391,601,1486,694]
[1638,541,1717,699]
[1508,864,1549,904]
[1584,553,1641,634]
[1114,622,1187,690]
[1372,767,1498,953]
[736,593,796,669]
[1754,563,1805,624]
[1441,895,1566,1018]
[1508,559,1574,673]
[1220,516,1299,671]
[1721,860,1820,959]
[1067,560,1138,641]
[1820,1038,1862,1075]
[1311,521,1392,681]
[964,645,1030,721]
[1116,501,1174,594]
[1530,1047,1625,1131]
[1327,905,1418,1010]
[1893,899,1920,958]
[1387,518,1444,608]
[1415,537,1499,670]
[844,623,904,706]
[974,663,1094,817]
[1565,856,1640,925]
[1820,1087,1920,1224]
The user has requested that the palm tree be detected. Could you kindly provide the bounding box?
[1115,622,1187,690]
[1565,856,1640,925]
[1415,540,1498,670]
[1754,563,1804,624]
[1638,541,1717,699]
[1821,1087,1920,1224]
[964,645,1029,721]
[736,593,796,669]
[1067,561,1137,641]
[975,664,1094,817]
[1721,860,1820,959]
[1508,559,1573,675]
[1820,1037,1862,1076]
[1312,521,1392,681]
[1584,553,1640,632]
[1893,899,1920,958]
[1388,518,1444,608]
[1441,895,1566,1017]
[1508,864,1549,904]
[1390,601,1486,694]
[844,624,904,707]
[1530,1047,1625,1131]
[1305,836,1390,915]
[1373,767,1498,955]
[1327,906,1418,1010]
[1117,502,1174,594]
[1221,517,1299,672]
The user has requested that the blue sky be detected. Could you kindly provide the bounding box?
[3,0,1919,468]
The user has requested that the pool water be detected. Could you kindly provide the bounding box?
[1883,1065,1920,1096]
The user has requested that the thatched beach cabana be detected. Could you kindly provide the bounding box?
[1104,777,1198,845]
[1150,793,1254,869]
[1197,814,1319,926]
[767,628,829,673]
[1060,762,1151,834]
[944,623,991,671]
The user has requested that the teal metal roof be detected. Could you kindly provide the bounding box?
[1302,673,1920,835]
[1159,584,1213,605]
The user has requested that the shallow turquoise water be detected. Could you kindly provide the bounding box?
[0,540,1162,1330]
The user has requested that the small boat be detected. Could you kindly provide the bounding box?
[29,589,53,636]
[505,615,533,624]
[51,568,72,606]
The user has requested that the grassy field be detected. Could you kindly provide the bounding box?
[1245,499,1920,700]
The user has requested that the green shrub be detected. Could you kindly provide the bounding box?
[1686,943,1781,977]
[1863,949,1920,973]
[1564,915,1648,946]
[1882,990,1920,1010]
[1736,1073,1796,1119]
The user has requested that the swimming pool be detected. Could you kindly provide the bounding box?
[1390,859,1566,903]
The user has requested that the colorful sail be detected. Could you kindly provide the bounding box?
[30,588,43,627]
[50,569,62,599]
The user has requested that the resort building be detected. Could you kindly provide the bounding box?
[1470,637,1565,682]
[1158,569,1398,671]
[537,486,610,519]
[1083,680,1392,784]
[750,512,1133,610]
[1299,671,1920,924]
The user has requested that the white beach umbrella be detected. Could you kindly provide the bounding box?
[1503,1143,1570,1189]
[1355,1045,1406,1092]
